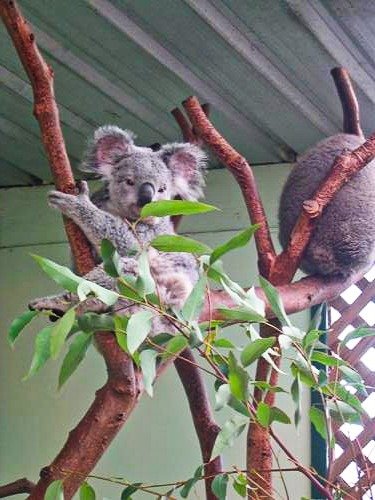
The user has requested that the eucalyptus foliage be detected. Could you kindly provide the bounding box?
[9,199,373,499]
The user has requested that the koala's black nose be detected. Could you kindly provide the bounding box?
[137,182,155,207]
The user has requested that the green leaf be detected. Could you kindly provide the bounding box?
[309,407,328,440]
[269,406,291,425]
[83,281,119,306]
[341,327,375,345]
[117,278,143,302]
[228,352,249,401]
[218,307,265,324]
[44,479,64,500]
[114,315,129,352]
[327,400,362,424]
[140,349,159,397]
[23,326,53,380]
[8,310,38,347]
[339,366,367,395]
[211,473,229,500]
[182,276,207,322]
[78,313,115,333]
[291,374,302,427]
[31,254,80,292]
[101,239,120,278]
[302,329,323,350]
[210,225,260,264]
[256,401,271,427]
[150,234,211,254]
[127,311,154,354]
[79,482,96,500]
[180,466,203,498]
[50,308,76,359]
[259,276,291,326]
[148,332,174,346]
[211,415,248,459]
[58,332,92,388]
[121,483,142,499]
[215,383,231,411]
[162,335,188,360]
[213,338,235,349]
[311,351,344,367]
[141,199,218,217]
[322,383,363,413]
[233,473,248,497]
[240,338,276,367]
[135,251,155,297]
[251,381,286,393]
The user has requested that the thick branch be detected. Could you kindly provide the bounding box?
[183,96,275,276]
[29,334,140,499]
[0,0,93,276]
[0,478,35,498]
[271,133,375,284]
[331,67,364,138]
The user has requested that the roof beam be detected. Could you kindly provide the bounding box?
[286,0,375,105]
[184,0,337,136]
[30,25,176,140]
[86,0,293,160]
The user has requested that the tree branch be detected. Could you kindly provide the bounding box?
[271,133,375,284]
[331,67,364,138]
[0,478,35,498]
[182,96,276,276]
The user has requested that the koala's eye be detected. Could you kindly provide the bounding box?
[126,179,135,186]
[158,185,166,193]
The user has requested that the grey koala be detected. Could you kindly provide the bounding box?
[29,125,207,318]
[279,133,375,278]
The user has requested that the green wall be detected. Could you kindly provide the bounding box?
[0,166,311,499]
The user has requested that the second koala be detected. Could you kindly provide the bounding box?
[30,125,207,315]
[279,133,375,278]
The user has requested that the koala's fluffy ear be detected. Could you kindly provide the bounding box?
[80,125,135,177]
[159,143,207,200]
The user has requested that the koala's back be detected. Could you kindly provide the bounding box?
[279,134,375,277]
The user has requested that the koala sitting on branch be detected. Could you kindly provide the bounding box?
[279,133,375,278]
[30,126,207,316]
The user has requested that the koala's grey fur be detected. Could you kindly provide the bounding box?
[29,126,207,321]
[279,133,375,278]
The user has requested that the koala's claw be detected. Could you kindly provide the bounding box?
[77,180,90,196]
[48,190,74,211]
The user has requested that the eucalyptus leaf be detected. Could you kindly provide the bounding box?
[135,251,155,297]
[218,307,265,324]
[150,234,211,254]
[79,481,96,500]
[180,466,203,498]
[127,311,154,354]
[121,483,142,499]
[8,310,38,347]
[162,335,188,360]
[211,473,229,500]
[78,313,115,333]
[182,276,207,322]
[309,407,328,440]
[291,374,302,427]
[117,278,143,302]
[256,401,271,427]
[141,199,218,217]
[269,406,291,425]
[210,225,260,264]
[23,326,53,380]
[101,239,120,278]
[259,276,291,326]
[341,327,375,345]
[140,349,159,397]
[211,415,248,459]
[233,473,248,497]
[58,332,92,388]
[228,352,249,401]
[213,338,235,349]
[31,254,81,292]
[50,308,76,360]
[44,479,64,500]
[240,338,276,367]
[311,351,344,367]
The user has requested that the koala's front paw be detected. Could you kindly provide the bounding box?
[28,293,73,314]
[158,274,193,309]
[48,190,77,214]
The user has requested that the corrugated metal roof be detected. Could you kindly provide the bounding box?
[1,0,375,186]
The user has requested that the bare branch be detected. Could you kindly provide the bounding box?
[0,478,35,498]
[331,67,364,138]
[182,96,276,276]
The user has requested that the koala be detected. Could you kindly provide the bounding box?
[29,126,207,320]
[279,133,375,278]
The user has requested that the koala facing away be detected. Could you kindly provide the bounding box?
[30,126,207,317]
[279,134,375,278]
